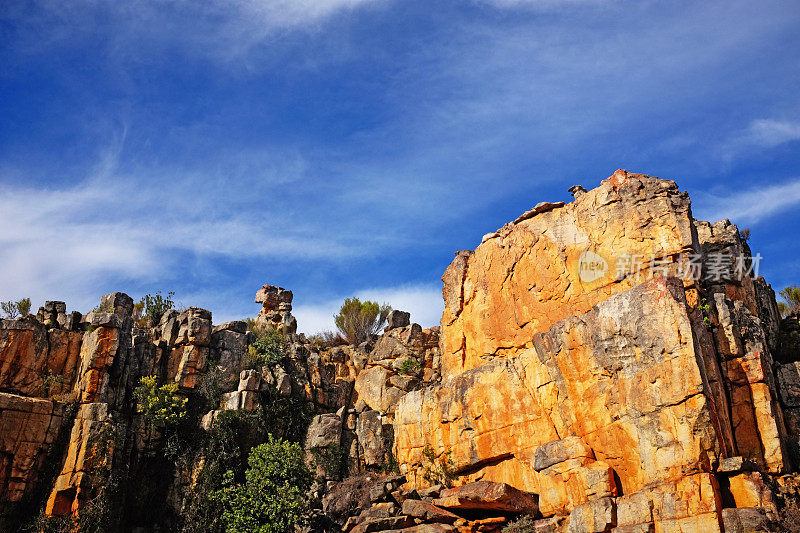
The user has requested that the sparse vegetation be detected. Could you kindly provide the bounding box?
[309,443,346,480]
[333,297,391,345]
[213,435,313,533]
[139,291,175,325]
[16,297,31,316]
[739,228,751,242]
[132,301,148,328]
[306,330,347,349]
[421,444,459,488]
[38,370,65,397]
[243,328,287,369]
[779,286,800,317]
[134,376,187,432]
[399,357,421,376]
[380,451,401,475]
[1,297,31,319]
[698,298,712,326]
[503,515,537,532]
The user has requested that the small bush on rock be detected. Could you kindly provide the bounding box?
[503,515,537,532]
[0,298,29,318]
[244,329,287,369]
[134,376,187,431]
[139,291,175,324]
[399,357,421,375]
[334,297,391,345]
[214,435,313,533]
[780,286,800,317]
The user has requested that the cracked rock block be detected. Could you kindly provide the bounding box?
[0,393,68,505]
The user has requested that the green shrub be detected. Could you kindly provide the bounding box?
[38,370,65,397]
[306,331,347,349]
[179,408,269,533]
[380,451,401,475]
[134,376,187,431]
[334,297,391,345]
[0,298,31,319]
[399,357,421,376]
[698,298,712,326]
[16,298,31,316]
[139,291,175,324]
[214,435,313,533]
[244,329,287,369]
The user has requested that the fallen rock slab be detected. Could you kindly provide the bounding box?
[432,481,539,516]
[351,516,414,533]
[401,499,460,524]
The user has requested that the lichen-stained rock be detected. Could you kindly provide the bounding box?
[396,278,722,503]
[534,437,595,472]
[45,402,115,517]
[566,497,615,533]
[254,284,297,335]
[720,507,777,533]
[440,171,697,377]
[0,393,68,504]
[709,291,788,473]
[167,344,209,390]
[355,366,405,415]
[357,409,393,468]
[776,362,800,406]
[615,473,722,530]
[211,323,247,390]
[0,318,82,397]
[175,307,212,346]
[724,471,776,511]
[537,458,617,517]
[75,326,122,404]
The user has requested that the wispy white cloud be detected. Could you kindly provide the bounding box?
[741,119,800,148]
[3,0,380,64]
[293,284,443,334]
[717,118,800,163]
[693,178,800,225]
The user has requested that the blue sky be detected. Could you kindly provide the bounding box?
[1,0,799,332]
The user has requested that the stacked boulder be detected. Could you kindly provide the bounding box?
[254,284,297,335]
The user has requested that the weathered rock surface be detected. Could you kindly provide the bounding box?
[0,393,68,503]
[440,171,696,377]
[395,171,797,531]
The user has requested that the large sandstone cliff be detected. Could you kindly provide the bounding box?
[1,170,799,533]
[394,170,797,531]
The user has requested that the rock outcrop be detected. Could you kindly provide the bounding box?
[395,170,797,531]
[1,169,800,533]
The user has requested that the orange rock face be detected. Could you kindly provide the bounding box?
[75,326,121,404]
[397,278,719,499]
[440,171,696,377]
[396,171,791,529]
[45,403,114,517]
[0,319,82,397]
